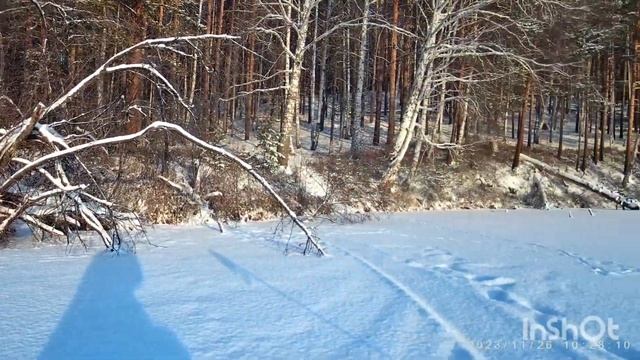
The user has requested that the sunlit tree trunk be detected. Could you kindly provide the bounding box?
[278,0,313,167]
[386,0,400,147]
[350,0,371,157]
[245,33,255,140]
[513,77,531,169]
[373,30,384,145]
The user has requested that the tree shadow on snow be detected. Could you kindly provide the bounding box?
[39,253,190,359]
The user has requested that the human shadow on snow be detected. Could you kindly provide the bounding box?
[39,253,190,359]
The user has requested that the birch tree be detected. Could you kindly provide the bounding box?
[274,0,316,167]
[382,0,569,184]
[350,0,372,157]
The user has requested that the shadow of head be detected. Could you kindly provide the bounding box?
[39,253,190,359]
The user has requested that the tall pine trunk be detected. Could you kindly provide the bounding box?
[125,0,146,134]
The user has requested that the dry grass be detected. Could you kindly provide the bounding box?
[79,134,640,226]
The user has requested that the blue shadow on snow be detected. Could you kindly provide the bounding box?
[210,250,390,358]
[39,253,190,359]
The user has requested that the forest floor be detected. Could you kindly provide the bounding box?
[218,111,640,219]
[92,110,640,227]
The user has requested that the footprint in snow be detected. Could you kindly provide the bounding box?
[529,243,640,277]
[472,275,517,289]
[398,247,530,313]
[486,288,516,304]
[422,247,453,257]
[404,260,425,268]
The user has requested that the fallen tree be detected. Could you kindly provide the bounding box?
[0,34,325,255]
[520,154,640,210]
[1,121,325,254]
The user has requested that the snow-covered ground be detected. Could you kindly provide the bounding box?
[1,210,639,359]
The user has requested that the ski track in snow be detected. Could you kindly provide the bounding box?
[392,245,622,360]
[334,242,562,359]
[331,225,635,360]
[334,244,486,360]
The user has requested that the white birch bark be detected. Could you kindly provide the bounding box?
[278,0,314,167]
[383,44,435,183]
[457,97,469,144]
[409,96,430,178]
[388,6,443,154]
[434,81,446,143]
[188,0,205,120]
[342,29,351,140]
[350,0,371,157]
[309,5,319,127]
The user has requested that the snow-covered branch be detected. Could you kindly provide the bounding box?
[1,122,325,255]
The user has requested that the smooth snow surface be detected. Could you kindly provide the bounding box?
[1,210,639,359]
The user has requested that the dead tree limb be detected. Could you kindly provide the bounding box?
[0,33,324,255]
[1,122,326,255]
[0,104,45,167]
[520,154,639,210]
[158,175,224,233]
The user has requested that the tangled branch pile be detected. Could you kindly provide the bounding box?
[0,34,324,255]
